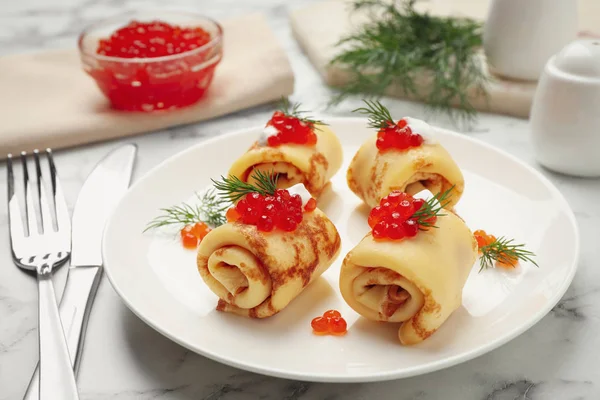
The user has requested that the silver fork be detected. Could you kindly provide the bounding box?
[7,149,79,400]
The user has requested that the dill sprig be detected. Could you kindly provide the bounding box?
[479,237,539,272]
[144,170,280,233]
[212,169,279,203]
[329,0,487,128]
[279,98,328,128]
[144,189,228,233]
[353,99,395,129]
[411,185,453,229]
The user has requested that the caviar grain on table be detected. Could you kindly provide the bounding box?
[311,310,348,336]
[474,229,519,269]
[180,221,212,249]
[474,229,496,249]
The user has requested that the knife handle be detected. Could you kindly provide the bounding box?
[23,266,103,400]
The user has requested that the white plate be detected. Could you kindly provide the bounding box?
[102,118,579,383]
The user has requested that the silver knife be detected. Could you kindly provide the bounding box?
[23,144,137,400]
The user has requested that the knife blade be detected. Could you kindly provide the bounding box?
[23,144,137,400]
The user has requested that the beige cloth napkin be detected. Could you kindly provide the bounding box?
[0,13,294,156]
[290,0,599,119]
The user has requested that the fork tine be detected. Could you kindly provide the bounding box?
[34,149,54,233]
[47,149,70,233]
[7,154,26,243]
[21,151,39,237]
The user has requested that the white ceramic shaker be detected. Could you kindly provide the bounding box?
[530,39,600,177]
[483,0,578,81]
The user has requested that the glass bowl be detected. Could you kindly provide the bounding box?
[78,10,223,112]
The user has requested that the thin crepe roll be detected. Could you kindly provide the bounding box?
[229,124,343,197]
[339,210,477,345]
[347,118,464,208]
[197,209,341,318]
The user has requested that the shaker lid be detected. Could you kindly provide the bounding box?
[552,39,600,79]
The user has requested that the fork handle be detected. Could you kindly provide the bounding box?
[24,267,102,400]
[37,273,80,400]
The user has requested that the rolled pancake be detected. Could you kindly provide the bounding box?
[197,209,341,318]
[339,211,477,345]
[347,128,464,208]
[229,124,343,197]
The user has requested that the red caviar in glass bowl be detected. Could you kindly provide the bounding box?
[78,11,223,112]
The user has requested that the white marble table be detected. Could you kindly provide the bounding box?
[1,0,600,399]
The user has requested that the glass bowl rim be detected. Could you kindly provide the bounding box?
[78,10,223,64]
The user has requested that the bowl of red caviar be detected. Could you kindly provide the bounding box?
[78,10,223,112]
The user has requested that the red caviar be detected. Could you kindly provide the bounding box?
[310,317,329,335]
[474,229,497,251]
[376,118,423,152]
[329,317,348,335]
[97,21,211,58]
[180,221,211,249]
[368,191,431,240]
[323,309,341,319]
[88,20,220,112]
[226,207,241,223]
[227,189,316,232]
[304,197,317,212]
[181,230,198,249]
[265,111,318,147]
[311,310,347,336]
[474,229,517,269]
[497,254,519,268]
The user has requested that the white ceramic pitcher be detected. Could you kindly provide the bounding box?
[483,0,578,81]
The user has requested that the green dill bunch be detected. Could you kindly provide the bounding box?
[330,0,488,127]
[144,189,228,232]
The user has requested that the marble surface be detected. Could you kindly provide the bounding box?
[1,0,599,399]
